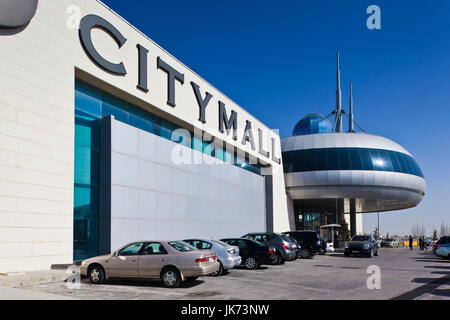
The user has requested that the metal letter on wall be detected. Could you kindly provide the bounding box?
[79,14,127,75]
[191,81,213,124]
[242,120,256,151]
[218,101,238,141]
[137,44,149,92]
[157,57,185,107]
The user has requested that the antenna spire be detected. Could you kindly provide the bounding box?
[334,51,343,132]
[349,82,355,132]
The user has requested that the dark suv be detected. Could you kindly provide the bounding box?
[282,230,321,256]
[344,235,379,258]
[241,232,297,264]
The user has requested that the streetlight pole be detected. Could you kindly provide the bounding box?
[377,212,380,238]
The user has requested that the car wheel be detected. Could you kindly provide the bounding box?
[88,265,105,284]
[212,262,224,276]
[161,267,181,288]
[244,256,258,269]
[344,251,350,257]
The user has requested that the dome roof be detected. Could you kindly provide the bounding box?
[293,113,333,136]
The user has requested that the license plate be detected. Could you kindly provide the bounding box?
[352,250,360,253]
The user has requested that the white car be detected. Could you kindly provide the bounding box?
[326,242,335,253]
[183,238,241,275]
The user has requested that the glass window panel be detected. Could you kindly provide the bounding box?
[326,149,339,170]
[369,149,384,171]
[337,148,351,170]
[75,85,101,117]
[388,151,402,172]
[348,149,363,170]
[359,149,373,170]
[128,113,151,132]
[303,150,314,171]
[102,100,128,123]
[378,150,393,171]
[397,154,411,174]
[313,149,327,171]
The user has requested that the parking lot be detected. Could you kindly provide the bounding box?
[21,248,449,300]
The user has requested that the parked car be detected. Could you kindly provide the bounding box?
[380,238,400,248]
[432,236,449,255]
[282,230,321,256]
[183,238,241,276]
[284,235,312,258]
[220,238,277,269]
[241,232,296,264]
[436,242,450,259]
[80,240,219,288]
[344,235,379,258]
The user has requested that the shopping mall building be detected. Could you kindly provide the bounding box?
[0,1,425,273]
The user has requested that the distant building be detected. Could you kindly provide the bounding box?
[281,53,426,238]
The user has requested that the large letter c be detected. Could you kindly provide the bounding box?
[79,14,127,75]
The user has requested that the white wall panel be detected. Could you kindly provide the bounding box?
[110,119,266,251]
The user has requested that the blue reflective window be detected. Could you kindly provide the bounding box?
[348,149,363,170]
[326,148,339,170]
[337,148,351,170]
[282,147,423,178]
[359,149,374,170]
[388,151,402,172]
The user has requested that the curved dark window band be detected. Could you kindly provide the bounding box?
[282,148,424,178]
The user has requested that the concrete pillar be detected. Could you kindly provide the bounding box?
[350,198,356,237]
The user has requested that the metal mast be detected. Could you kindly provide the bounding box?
[348,81,355,132]
[333,51,343,133]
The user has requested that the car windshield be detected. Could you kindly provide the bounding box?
[352,236,370,242]
[212,239,230,247]
[169,241,198,252]
[385,238,393,241]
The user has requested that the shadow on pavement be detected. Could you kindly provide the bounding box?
[392,275,450,300]
[428,289,450,298]
[413,258,450,263]
[424,265,450,270]
[81,277,205,289]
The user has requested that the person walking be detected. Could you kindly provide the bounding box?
[423,236,428,251]
[419,236,423,250]
[409,235,413,250]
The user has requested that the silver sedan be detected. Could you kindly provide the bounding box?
[183,238,241,276]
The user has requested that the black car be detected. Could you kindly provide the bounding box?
[241,232,297,264]
[344,235,379,258]
[282,230,321,256]
[220,238,277,269]
[433,236,450,255]
[284,235,311,259]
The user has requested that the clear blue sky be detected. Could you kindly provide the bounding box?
[102,0,450,236]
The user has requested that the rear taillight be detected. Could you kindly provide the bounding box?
[268,248,275,254]
[292,244,297,249]
[281,242,289,250]
[195,255,216,263]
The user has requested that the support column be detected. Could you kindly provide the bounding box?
[336,199,345,225]
[350,198,356,237]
